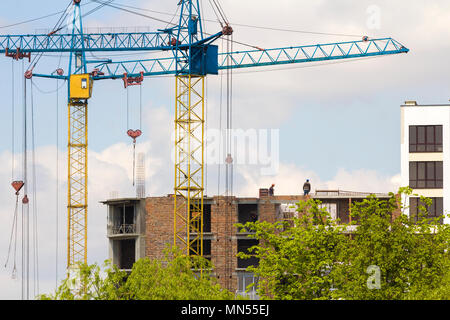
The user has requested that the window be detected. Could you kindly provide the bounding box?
[110,204,136,235]
[189,239,211,261]
[237,272,259,299]
[409,125,443,152]
[237,239,259,269]
[409,161,443,189]
[319,202,337,220]
[189,204,211,233]
[238,204,258,233]
[409,197,443,223]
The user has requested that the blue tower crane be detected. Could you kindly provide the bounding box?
[0,0,409,271]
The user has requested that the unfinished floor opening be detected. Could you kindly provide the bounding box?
[113,239,136,270]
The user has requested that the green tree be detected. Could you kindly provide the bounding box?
[40,246,236,300]
[122,246,235,300]
[237,198,349,300]
[336,189,450,300]
[39,260,127,300]
[237,189,450,300]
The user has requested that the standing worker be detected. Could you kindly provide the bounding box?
[303,179,311,196]
[269,184,275,196]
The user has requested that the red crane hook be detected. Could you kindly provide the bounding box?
[127,129,142,143]
[11,181,24,195]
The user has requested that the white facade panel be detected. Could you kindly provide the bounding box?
[400,104,450,224]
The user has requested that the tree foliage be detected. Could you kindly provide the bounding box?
[40,246,235,300]
[122,247,235,300]
[237,198,349,300]
[237,188,450,300]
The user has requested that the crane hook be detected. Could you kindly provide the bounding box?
[127,129,142,143]
[11,181,24,195]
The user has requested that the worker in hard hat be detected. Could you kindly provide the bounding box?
[303,179,311,196]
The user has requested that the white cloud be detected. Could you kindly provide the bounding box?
[235,162,400,197]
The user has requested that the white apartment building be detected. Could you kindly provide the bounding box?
[400,101,450,224]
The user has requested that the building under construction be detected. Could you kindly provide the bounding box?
[102,188,394,298]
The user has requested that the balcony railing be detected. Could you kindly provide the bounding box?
[111,224,136,235]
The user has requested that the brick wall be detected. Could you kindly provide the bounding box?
[211,196,238,292]
[145,195,182,261]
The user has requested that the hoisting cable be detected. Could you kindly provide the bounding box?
[223,20,234,289]
[55,77,60,290]
[217,37,224,197]
[208,0,223,27]
[4,187,20,279]
[25,0,109,78]
[6,61,21,280]
[90,0,174,26]
[45,0,115,37]
[26,0,74,78]
[98,2,367,39]
[6,60,24,278]
[205,76,208,197]
[11,60,15,181]
[52,50,64,289]
[30,78,40,296]
[163,3,180,30]
[212,0,229,26]
[0,7,72,30]
[125,82,143,187]
[89,0,262,51]
[22,62,30,300]
[87,0,368,53]
[140,81,143,130]
[31,80,66,95]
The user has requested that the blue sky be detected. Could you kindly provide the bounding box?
[0,0,449,299]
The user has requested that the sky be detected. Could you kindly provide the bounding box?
[0,0,449,299]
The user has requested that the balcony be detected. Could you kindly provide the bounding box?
[109,224,137,236]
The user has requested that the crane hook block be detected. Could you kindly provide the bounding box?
[127,129,142,143]
[11,181,24,195]
[5,48,31,62]
[123,72,144,88]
